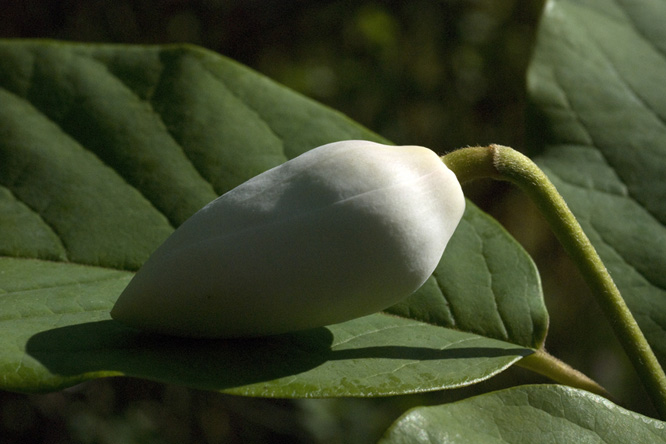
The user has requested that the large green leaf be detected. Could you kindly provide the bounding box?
[381,384,666,443]
[0,40,544,395]
[527,0,666,362]
[4,259,527,394]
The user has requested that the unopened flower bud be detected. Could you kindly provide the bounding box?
[111,140,465,337]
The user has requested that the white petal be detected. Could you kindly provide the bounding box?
[111,141,465,337]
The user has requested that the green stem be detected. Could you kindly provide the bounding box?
[442,144,666,418]
[517,349,615,401]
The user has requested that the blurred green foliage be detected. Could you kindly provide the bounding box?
[1,0,541,150]
[0,1,646,443]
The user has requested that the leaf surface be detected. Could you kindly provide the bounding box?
[5,259,527,395]
[0,40,545,395]
[527,0,666,363]
[381,384,666,443]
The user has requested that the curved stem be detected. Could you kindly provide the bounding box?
[443,144,666,418]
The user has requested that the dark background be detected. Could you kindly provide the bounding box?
[0,1,651,442]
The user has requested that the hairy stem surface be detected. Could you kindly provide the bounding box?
[517,349,613,401]
[443,144,666,418]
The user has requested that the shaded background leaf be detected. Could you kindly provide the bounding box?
[381,384,666,443]
[527,0,666,366]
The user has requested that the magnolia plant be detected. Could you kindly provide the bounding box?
[2,16,666,441]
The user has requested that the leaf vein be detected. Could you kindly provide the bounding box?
[0,184,69,262]
[552,70,665,226]
[478,228,510,342]
[197,62,288,160]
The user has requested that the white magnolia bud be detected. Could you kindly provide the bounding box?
[111,140,465,337]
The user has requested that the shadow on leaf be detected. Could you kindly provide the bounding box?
[330,346,529,361]
[26,317,531,394]
[26,319,335,391]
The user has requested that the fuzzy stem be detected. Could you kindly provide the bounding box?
[443,144,666,418]
[517,349,614,401]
